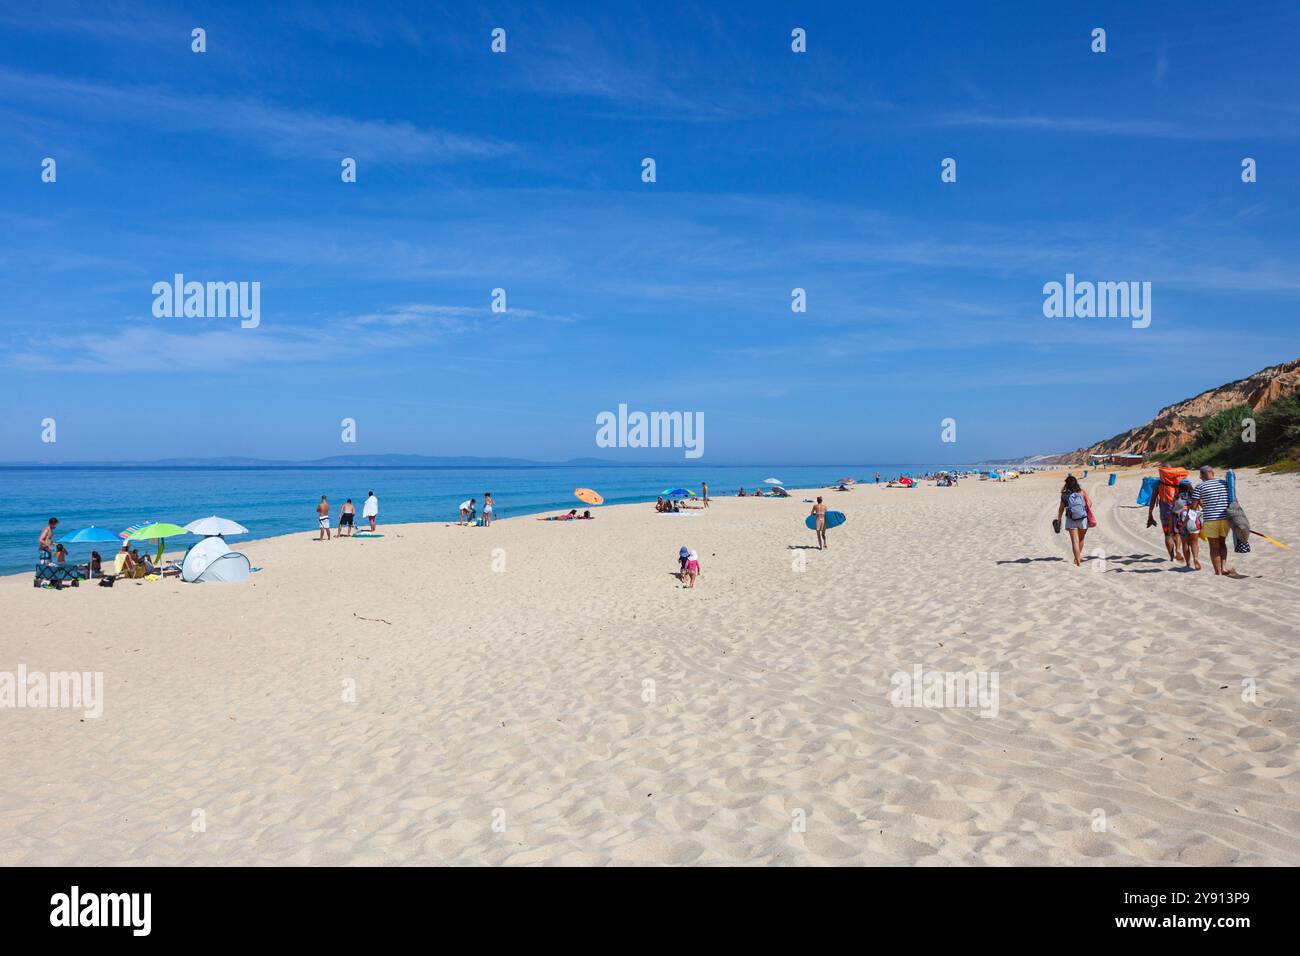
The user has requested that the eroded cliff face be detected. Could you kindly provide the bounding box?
[1079,359,1300,459]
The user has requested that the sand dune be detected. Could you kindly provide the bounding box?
[2,470,1297,865]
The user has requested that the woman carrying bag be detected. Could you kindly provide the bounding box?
[1055,474,1095,567]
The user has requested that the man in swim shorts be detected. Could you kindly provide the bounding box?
[339,498,355,536]
[38,517,58,564]
[316,495,331,541]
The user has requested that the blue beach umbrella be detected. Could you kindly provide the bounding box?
[662,487,695,498]
[60,526,122,544]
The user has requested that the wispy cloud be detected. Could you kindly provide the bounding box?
[0,68,514,163]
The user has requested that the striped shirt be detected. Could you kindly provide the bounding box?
[1193,478,1230,521]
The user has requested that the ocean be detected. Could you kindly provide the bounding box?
[1,463,961,575]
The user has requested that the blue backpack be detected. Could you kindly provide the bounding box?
[1066,491,1088,521]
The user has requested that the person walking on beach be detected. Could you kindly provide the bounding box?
[1179,493,1203,570]
[701,481,709,508]
[1147,465,1188,562]
[1193,466,1239,577]
[316,495,331,541]
[483,492,494,527]
[38,517,58,564]
[362,491,379,532]
[339,498,355,537]
[683,549,701,588]
[811,496,828,550]
[1056,475,1091,566]
[459,498,476,526]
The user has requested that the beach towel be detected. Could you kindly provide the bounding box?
[1226,501,1251,554]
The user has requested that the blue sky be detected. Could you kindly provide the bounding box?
[2,0,1298,464]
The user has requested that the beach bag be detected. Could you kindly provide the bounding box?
[1183,509,1203,534]
[1158,466,1188,504]
[1136,475,1158,506]
[1085,492,1097,529]
[1065,491,1087,521]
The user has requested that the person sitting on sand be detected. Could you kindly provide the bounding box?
[684,549,701,588]
[89,551,103,578]
[578,510,593,519]
[738,487,746,497]
[655,496,667,512]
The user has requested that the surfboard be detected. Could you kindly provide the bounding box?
[805,511,846,531]
[352,533,385,538]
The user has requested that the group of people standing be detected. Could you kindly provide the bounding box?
[316,491,379,540]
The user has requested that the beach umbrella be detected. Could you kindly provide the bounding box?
[574,488,604,506]
[763,477,784,485]
[663,488,695,498]
[60,526,121,544]
[125,522,190,565]
[185,516,249,537]
[119,520,157,540]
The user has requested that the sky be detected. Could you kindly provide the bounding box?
[2,0,1298,464]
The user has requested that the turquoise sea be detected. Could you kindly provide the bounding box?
[0,463,962,575]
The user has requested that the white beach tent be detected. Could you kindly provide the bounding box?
[180,535,251,583]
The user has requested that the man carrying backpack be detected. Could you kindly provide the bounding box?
[1146,465,1188,562]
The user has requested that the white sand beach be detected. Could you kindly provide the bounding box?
[2,470,1298,866]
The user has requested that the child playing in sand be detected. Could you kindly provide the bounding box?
[1181,496,1204,570]
[684,549,701,588]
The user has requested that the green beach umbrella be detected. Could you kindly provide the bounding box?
[125,522,189,566]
